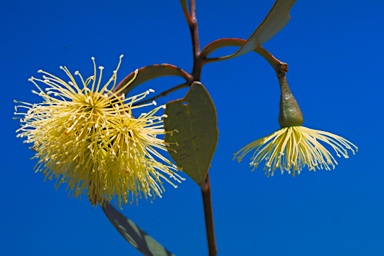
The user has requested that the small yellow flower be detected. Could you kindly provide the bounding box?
[234,126,358,177]
[15,55,183,207]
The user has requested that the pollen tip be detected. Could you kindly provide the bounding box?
[91,57,95,60]
[120,54,124,58]
[99,66,104,70]
[149,89,155,93]
[74,71,80,75]
[152,101,157,106]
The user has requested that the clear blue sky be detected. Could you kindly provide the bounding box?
[1,1,383,255]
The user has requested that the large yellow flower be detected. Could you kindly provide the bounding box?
[234,126,358,177]
[15,55,183,207]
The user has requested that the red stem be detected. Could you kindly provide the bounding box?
[182,0,217,255]
[201,174,218,256]
[188,0,203,79]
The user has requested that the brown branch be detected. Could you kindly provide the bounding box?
[189,0,203,79]
[200,37,287,76]
[183,0,217,255]
[201,174,217,256]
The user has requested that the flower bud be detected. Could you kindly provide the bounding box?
[278,75,303,128]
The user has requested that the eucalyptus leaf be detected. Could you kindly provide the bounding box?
[114,64,190,96]
[164,82,218,186]
[233,0,296,57]
[202,0,295,60]
[102,202,175,256]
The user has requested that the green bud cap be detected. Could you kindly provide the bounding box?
[278,75,304,128]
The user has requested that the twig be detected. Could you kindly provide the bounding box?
[201,174,218,256]
[133,83,189,106]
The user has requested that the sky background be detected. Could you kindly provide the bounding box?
[1,0,383,255]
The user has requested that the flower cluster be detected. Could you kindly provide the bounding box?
[15,55,182,207]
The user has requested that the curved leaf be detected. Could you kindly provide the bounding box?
[114,64,191,96]
[102,203,175,256]
[201,0,295,60]
[179,0,192,24]
[164,82,218,186]
[233,0,295,56]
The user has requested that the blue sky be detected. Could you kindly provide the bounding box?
[1,1,383,255]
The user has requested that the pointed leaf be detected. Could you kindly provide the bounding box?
[102,202,175,256]
[202,0,295,60]
[179,0,192,24]
[234,0,295,56]
[164,82,218,186]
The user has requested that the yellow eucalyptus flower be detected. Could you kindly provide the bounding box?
[235,73,357,177]
[234,126,357,177]
[15,55,183,207]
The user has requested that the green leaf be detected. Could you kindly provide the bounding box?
[102,202,175,256]
[202,0,296,60]
[114,64,191,96]
[233,0,296,56]
[164,82,218,186]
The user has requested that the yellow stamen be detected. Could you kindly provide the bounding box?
[234,126,357,177]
